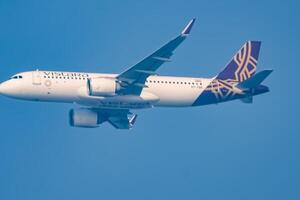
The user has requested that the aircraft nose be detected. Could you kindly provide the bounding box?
[0,81,14,96]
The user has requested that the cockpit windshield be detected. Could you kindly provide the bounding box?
[11,75,23,79]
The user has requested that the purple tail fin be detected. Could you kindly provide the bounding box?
[217,41,261,82]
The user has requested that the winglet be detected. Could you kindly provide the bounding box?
[129,114,138,128]
[181,18,196,35]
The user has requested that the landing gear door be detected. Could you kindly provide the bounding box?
[32,70,41,85]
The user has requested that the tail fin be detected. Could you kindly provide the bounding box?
[217,41,261,82]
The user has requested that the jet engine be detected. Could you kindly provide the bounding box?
[69,108,100,128]
[87,77,119,97]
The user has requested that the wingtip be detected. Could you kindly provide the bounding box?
[181,18,196,35]
[129,114,138,125]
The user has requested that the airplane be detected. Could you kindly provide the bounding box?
[0,19,272,129]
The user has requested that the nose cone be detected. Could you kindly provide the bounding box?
[0,81,16,97]
[0,82,8,94]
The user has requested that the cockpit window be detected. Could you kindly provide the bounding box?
[11,75,23,79]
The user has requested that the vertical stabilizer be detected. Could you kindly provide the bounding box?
[217,41,261,82]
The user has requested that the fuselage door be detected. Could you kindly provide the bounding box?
[32,70,41,85]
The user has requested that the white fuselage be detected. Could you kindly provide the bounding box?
[0,70,214,109]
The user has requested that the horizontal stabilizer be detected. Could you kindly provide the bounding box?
[236,70,273,90]
[240,96,253,104]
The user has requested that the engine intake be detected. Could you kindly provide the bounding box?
[69,108,100,128]
[87,77,118,97]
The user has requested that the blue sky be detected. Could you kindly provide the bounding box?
[0,0,299,199]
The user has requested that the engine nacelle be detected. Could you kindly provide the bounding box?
[87,77,118,97]
[69,108,99,128]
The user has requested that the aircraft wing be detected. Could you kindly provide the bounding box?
[96,108,138,129]
[117,18,196,95]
